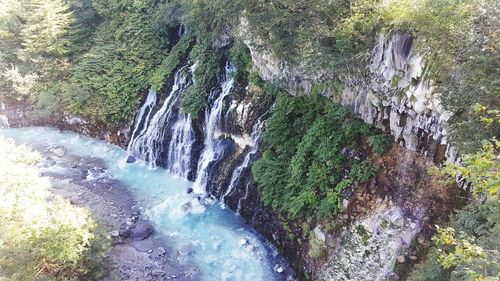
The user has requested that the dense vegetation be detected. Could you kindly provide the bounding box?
[409,138,499,281]
[0,137,109,280]
[0,0,497,148]
[253,94,389,219]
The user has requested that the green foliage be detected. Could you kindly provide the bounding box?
[0,0,77,104]
[229,40,252,81]
[411,137,500,280]
[408,250,450,281]
[253,95,387,219]
[0,137,110,280]
[149,34,194,92]
[180,42,222,117]
[368,134,391,155]
[178,0,244,45]
[180,84,206,117]
[439,138,499,198]
[67,7,169,125]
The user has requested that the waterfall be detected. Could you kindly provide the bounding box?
[191,62,236,194]
[236,182,251,214]
[165,114,195,178]
[127,66,195,177]
[221,115,266,206]
[127,89,157,152]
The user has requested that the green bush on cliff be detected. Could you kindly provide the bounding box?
[409,137,500,280]
[180,42,223,118]
[253,95,388,219]
[0,137,110,280]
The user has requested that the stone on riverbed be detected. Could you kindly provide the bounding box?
[126,155,136,163]
[130,221,154,240]
[51,147,66,157]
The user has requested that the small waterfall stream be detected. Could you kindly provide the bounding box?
[191,62,236,194]
[127,66,195,177]
[165,113,195,178]
[127,89,157,150]
[221,114,266,206]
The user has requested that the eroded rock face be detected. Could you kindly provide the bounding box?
[318,205,419,281]
[240,27,458,163]
[339,34,457,163]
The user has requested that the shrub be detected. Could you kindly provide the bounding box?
[0,137,110,280]
[253,95,389,220]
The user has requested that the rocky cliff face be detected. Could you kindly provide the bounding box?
[242,30,459,164]
[235,29,464,280]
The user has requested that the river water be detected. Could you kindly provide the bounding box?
[1,127,288,281]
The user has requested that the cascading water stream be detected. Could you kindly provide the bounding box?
[127,66,196,178]
[191,62,236,194]
[221,115,266,206]
[165,113,195,178]
[127,89,157,151]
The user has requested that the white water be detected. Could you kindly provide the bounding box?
[127,89,157,151]
[221,116,266,206]
[165,113,195,178]
[191,62,236,194]
[128,67,195,176]
[1,127,280,281]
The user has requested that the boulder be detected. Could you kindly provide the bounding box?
[314,225,326,243]
[130,221,154,240]
[119,228,131,238]
[52,147,66,157]
[126,155,136,163]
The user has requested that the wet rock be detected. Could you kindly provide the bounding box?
[52,147,66,157]
[130,221,154,241]
[158,247,166,256]
[186,187,193,194]
[126,155,136,163]
[119,228,131,238]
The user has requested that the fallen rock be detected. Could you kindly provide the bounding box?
[119,228,131,238]
[158,247,167,256]
[126,155,136,163]
[130,221,154,241]
[52,147,66,157]
[314,225,326,243]
[240,238,247,246]
[186,187,193,194]
[109,230,120,238]
[397,255,405,263]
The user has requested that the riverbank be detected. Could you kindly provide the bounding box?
[35,143,198,280]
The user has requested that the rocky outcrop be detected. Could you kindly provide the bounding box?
[240,28,458,164]
[338,34,458,164]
